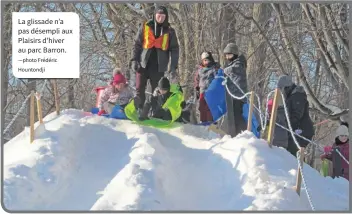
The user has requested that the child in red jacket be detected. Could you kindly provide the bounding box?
[321,125,349,180]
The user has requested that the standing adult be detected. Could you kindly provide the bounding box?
[130,6,179,110]
[222,43,248,137]
[276,75,314,156]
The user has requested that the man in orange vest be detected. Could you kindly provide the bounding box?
[130,6,179,110]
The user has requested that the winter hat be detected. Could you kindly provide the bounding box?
[277,75,293,89]
[201,51,215,62]
[154,6,169,26]
[112,72,127,85]
[155,6,167,15]
[336,125,349,137]
[223,43,239,55]
[158,77,170,91]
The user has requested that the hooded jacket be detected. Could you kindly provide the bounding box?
[131,6,179,74]
[194,60,221,94]
[223,55,248,100]
[285,84,314,146]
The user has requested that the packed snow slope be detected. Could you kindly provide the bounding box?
[2,109,349,211]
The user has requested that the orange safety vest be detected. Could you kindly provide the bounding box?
[143,22,169,51]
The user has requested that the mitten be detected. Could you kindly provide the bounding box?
[98,109,106,116]
[295,129,302,135]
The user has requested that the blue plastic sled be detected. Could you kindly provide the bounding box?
[204,69,227,122]
[91,105,128,120]
[242,103,261,138]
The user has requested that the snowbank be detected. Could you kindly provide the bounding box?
[2,109,349,211]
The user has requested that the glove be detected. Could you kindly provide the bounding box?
[131,60,141,73]
[180,101,186,109]
[295,129,302,135]
[98,109,106,116]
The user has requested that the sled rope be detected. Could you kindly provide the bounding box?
[3,80,48,135]
[297,152,316,211]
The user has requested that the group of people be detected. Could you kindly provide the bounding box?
[94,5,349,180]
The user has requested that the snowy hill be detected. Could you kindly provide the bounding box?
[2,109,349,211]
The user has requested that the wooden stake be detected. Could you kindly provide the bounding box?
[30,91,35,144]
[266,88,281,148]
[295,148,305,196]
[36,92,43,124]
[247,92,255,132]
[52,79,60,115]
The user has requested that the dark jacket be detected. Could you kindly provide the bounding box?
[194,62,220,94]
[223,55,248,100]
[140,90,172,120]
[131,11,179,73]
[285,84,314,147]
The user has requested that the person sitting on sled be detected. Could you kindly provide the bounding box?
[138,77,180,121]
[320,125,349,180]
[151,81,191,123]
[194,51,220,123]
[97,69,134,115]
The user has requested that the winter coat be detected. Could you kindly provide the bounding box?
[323,139,349,180]
[140,91,173,120]
[284,84,314,147]
[98,85,134,110]
[223,55,248,100]
[272,106,289,148]
[131,16,179,74]
[194,62,221,94]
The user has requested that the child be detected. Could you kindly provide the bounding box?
[138,77,179,121]
[321,125,349,180]
[152,81,190,124]
[194,51,220,123]
[98,70,134,115]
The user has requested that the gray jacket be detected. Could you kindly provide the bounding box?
[194,62,220,94]
[223,55,248,100]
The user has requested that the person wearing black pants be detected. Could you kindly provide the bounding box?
[135,54,165,109]
[222,43,248,137]
[276,75,314,157]
[130,6,179,109]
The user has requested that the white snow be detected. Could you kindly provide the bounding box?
[2,109,349,211]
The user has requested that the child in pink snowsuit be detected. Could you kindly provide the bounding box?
[98,71,134,115]
[321,125,349,180]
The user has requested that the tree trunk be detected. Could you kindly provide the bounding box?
[246,3,271,103]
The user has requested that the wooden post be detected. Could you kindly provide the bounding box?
[52,79,60,115]
[30,91,35,144]
[247,92,255,132]
[266,88,281,148]
[36,92,43,124]
[295,147,305,196]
